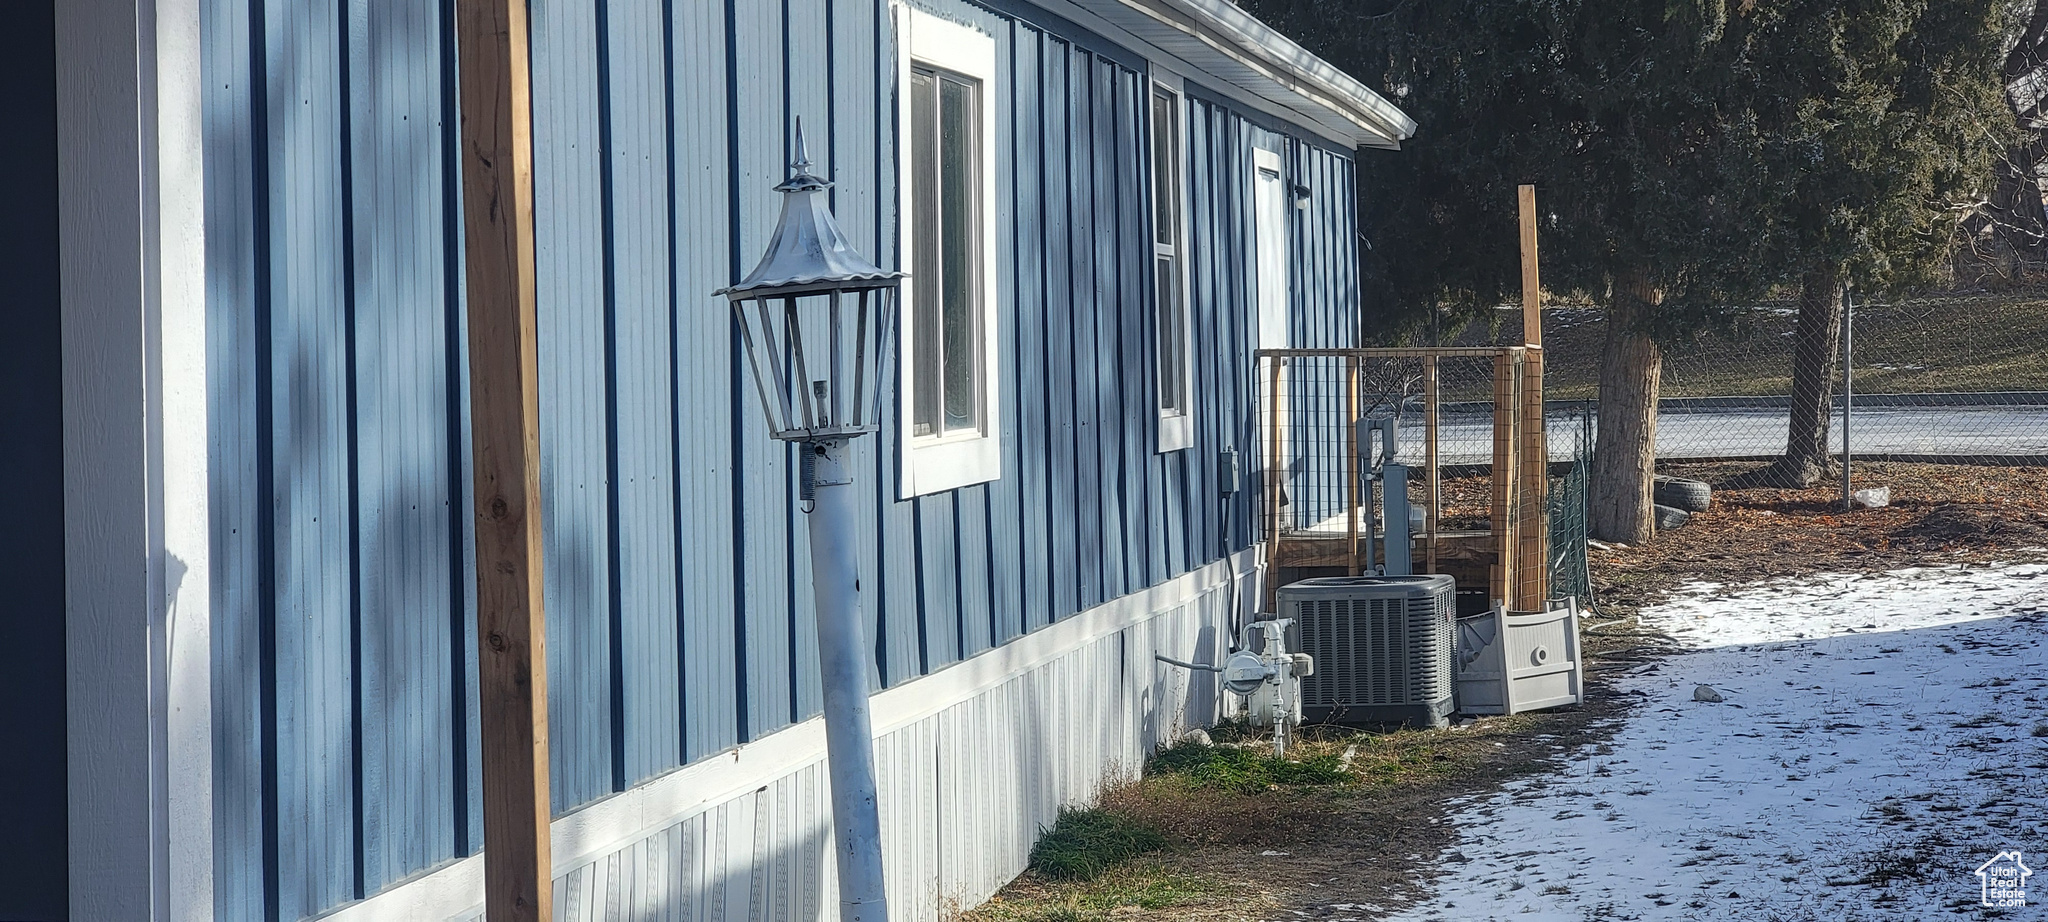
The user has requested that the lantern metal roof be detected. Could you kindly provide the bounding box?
[716,122,904,299]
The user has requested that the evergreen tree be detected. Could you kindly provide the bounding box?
[1247,0,1778,542]
[1737,0,2007,487]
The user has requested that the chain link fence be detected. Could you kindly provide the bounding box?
[1408,291,2048,466]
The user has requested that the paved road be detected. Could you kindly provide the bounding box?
[1413,403,2048,465]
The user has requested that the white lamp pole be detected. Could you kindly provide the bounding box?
[717,121,900,922]
[805,434,887,922]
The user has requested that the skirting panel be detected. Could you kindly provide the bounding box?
[368,548,1258,922]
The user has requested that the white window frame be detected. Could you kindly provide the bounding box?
[895,5,1002,498]
[1149,67,1196,453]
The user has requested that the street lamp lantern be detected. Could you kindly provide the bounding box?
[716,119,899,922]
[719,121,902,443]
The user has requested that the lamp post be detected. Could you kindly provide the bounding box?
[717,121,901,922]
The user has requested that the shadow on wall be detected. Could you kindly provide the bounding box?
[451,804,836,921]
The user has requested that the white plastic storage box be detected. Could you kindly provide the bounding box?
[1279,575,1456,729]
[1454,600,1585,715]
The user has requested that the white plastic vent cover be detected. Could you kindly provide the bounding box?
[1454,599,1585,716]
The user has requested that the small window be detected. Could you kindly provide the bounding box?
[909,66,984,440]
[896,7,1000,497]
[1151,77,1194,452]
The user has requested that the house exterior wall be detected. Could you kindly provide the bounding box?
[199,0,1364,918]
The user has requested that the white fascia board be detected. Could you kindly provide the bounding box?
[1042,0,1415,150]
[1154,0,1416,140]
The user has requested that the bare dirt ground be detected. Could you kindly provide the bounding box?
[1600,461,2048,617]
[962,462,2048,922]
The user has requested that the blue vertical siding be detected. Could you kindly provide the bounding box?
[204,0,1364,917]
[348,0,459,892]
[671,0,741,764]
[1066,42,1104,611]
[605,0,686,787]
[205,0,266,913]
[787,0,833,725]
[733,0,796,743]
[266,0,358,914]
[1009,26,1054,640]
[530,0,616,812]
[826,0,892,693]
[987,20,1027,652]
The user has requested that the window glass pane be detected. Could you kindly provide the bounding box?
[911,71,942,437]
[1150,88,1178,248]
[939,75,981,435]
[1157,256,1184,415]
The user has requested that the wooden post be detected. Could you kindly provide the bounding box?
[1345,355,1361,576]
[455,1,553,919]
[1265,357,1284,612]
[1516,185,1550,609]
[1519,185,1542,348]
[1423,355,1440,574]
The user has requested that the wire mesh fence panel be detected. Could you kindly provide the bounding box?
[1255,353,1504,535]
[1405,293,2048,464]
[1256,350,1557,611]
[1546,402,1593,606]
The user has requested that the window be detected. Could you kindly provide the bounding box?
[896,7,1000,497]
[909,66,983,439]
[1151,74,1194,452]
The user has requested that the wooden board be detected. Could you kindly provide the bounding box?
[1346,356,1360,575]
[455,0,553,918]
[1423,355,1440,573]
[1515,183,1540,610]
[1519,184,1542,348]
[1275,531,1494,571]
[1490,352,1521,607]
[1265,358,1283,612]
[1517,350,1550,609]
[1516,186,1549,609]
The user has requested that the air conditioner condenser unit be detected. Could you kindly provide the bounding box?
[1279,574,1456,729]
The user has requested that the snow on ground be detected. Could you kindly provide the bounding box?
[1387,562,2048,921]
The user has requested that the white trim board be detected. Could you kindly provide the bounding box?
[57,0,213,918]
[307,546,1263,922]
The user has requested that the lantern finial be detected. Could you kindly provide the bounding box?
[777,117,831,193]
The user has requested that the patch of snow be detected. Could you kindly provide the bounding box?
[1389,562,2048,921]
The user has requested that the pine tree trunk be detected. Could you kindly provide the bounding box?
[1774,265,1844,486]
[1589,273,1661,544]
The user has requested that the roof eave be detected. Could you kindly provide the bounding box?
[1094,0,1416,149]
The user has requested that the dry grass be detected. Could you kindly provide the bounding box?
[961,711,1616,922]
